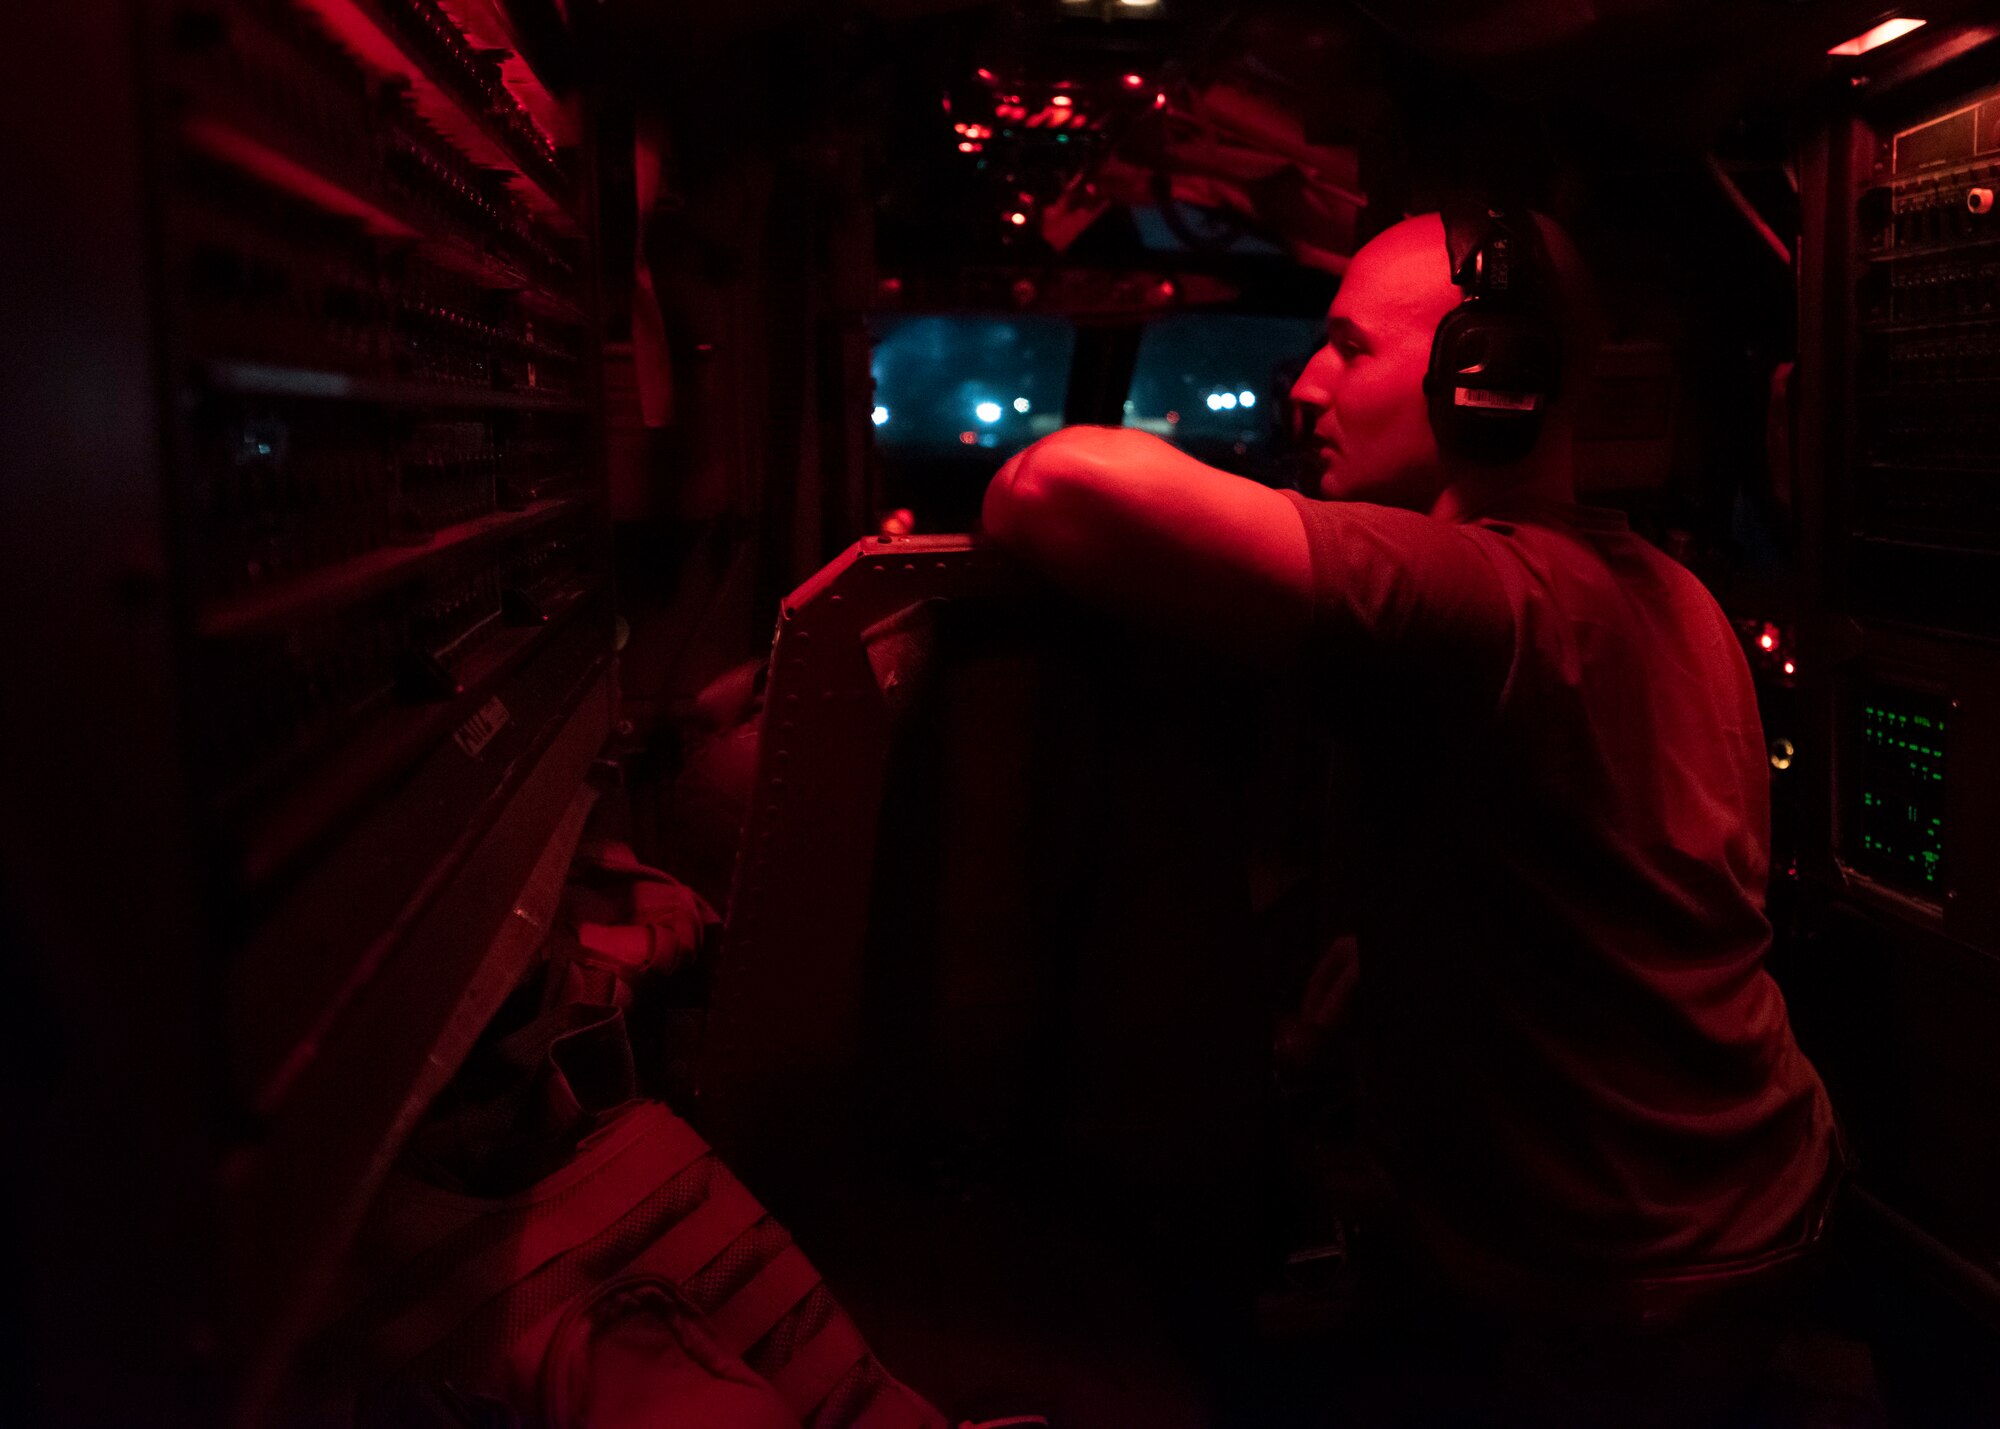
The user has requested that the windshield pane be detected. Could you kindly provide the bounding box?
[868,314,1077,531]
[1123,313,1322,483]
[869,314,1075,459]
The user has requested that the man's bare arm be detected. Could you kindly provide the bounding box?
[982,426,1315,666]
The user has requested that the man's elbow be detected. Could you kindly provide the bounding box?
[983,451,1083,560]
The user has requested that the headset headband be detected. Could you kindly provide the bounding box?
[1440,197,1537,305]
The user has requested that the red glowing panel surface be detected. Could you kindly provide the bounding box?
[296,0,573,229]
[1828,17,1926,56]
[182,116,419,240]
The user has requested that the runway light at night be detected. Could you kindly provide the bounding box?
[975,401,1003,423]
[872,405,889,426]
[1218,392,1238,409]
[1828,17,1925,56]
[1013,397,1030,413]
[1205,393,1222,411]
[1238,391,1255,407]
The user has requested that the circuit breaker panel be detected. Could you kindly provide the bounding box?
[1795,26,2000,1311]
[8,3,615,1421]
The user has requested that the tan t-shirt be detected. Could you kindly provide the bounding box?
[1281,487,1835,1297]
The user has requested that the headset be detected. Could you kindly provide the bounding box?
[1423,198,1564,464]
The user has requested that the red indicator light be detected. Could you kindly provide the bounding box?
[1165,410,1179,424]
[1123,73,1145,88]
[959,141,980,153]
[1783,661,1797,676]
[1154,91,1169,110]
[976,67,996,82]
[1008,211,1029,226]
[960,431,979,445]
[1051,95,1073,108]
[1758,633,1776,651]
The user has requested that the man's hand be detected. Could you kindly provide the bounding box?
[982,425,1315,665]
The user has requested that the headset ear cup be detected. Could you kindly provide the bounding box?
[1430,203,1565,465]
[1425,304,1559,464]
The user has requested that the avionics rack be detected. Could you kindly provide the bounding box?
[6,3,612,1422]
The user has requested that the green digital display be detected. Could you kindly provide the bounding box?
[1852,686,1949,894]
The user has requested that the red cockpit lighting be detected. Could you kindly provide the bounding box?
[1828,18,1926,56]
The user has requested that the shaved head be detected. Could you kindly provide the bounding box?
[1290,210,1602,511]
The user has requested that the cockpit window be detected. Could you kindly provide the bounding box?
[1122,312,1323,483]
[868,314,1076,459]
[867,313,1078,532]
